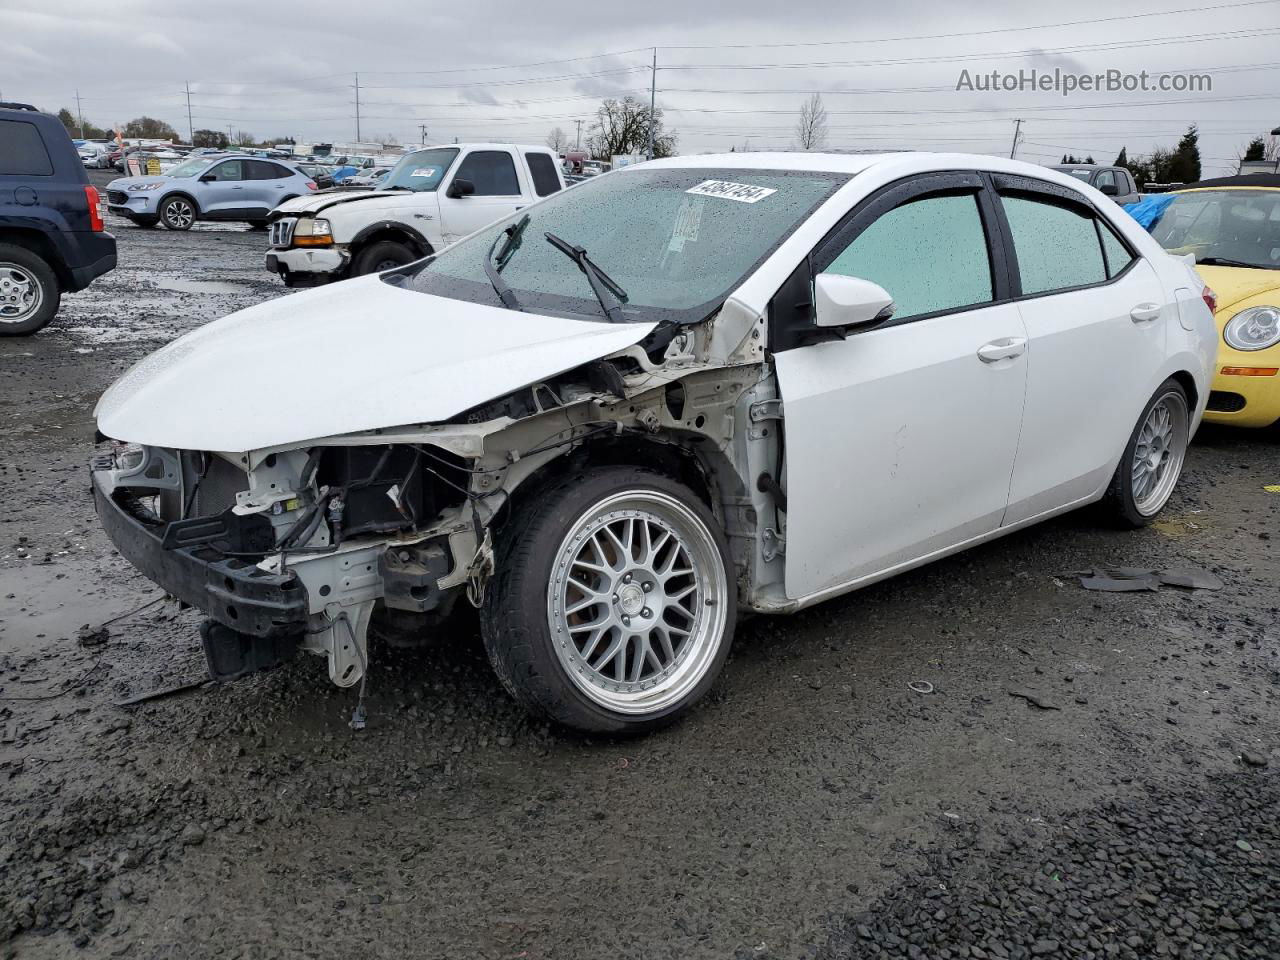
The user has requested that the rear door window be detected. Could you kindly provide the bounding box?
[525,152,561,196]
[248,160,292,179]
[0,119,53,176]
[452,150,520,196]
[1001,194,1108,295]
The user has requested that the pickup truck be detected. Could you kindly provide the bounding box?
[1,102,117,335]
[264,143,566,285]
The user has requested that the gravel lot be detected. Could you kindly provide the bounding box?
[1,172,1278,959]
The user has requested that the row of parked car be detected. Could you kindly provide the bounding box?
[4,99,1278,735]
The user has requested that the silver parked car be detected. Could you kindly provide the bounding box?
[105,154,318,230]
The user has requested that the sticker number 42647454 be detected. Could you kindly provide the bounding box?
[686,180,777,203]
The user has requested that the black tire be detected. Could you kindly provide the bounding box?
[159,194,196,230]
[351,240,417,276]
[480,467,736,735]
[0,243,60,336]
[131,215,159,229]
[1103,378,1191,528]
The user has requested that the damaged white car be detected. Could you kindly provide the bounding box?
[92,153,1216,734]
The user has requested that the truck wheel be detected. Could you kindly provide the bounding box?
[352,241,417,276]
[0,244,60,336]
[1103,378,1190,527]
[480,467,736,735]
[159,195,195,230]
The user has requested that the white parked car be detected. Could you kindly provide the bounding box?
[264,143,565,285]
[93,152,1215,734]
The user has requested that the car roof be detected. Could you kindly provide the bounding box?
[1174,172,1280,191]
[417,142,556,153]
[638,151,1109,188]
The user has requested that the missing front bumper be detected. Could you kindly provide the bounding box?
[91,468,308,638]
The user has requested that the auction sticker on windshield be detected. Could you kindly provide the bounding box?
[686,180,777,203]
[410,167,439,178]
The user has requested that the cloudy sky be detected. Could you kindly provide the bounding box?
[3,0,1277,174]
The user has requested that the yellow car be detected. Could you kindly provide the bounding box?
[1146,174,1280,427]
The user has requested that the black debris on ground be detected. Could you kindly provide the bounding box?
[820,771,1279,959]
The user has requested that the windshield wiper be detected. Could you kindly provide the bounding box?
[1197,256,1276,269]
[483,218,531,311]
[543,232,630,323]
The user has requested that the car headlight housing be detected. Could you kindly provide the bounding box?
[127,182,164,192]
[292,218,333,246]
[1224,306,1280,351]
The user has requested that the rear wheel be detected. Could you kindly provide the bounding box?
[0,244,60,336]
[160,195,196,230]
[481,467,736,735]
[352,240,416,276]
[1103,378,1190,527]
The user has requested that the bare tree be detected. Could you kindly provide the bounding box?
[586,96,677,160]
[795,93,828,151]
[546,126,568,153]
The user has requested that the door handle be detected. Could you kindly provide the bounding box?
[977,337,1027,363]
[1130,302,1161,323]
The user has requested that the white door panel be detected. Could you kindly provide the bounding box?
[1004,259,1168,524]
[776,302,1028,599]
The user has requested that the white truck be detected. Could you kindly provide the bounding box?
[264,143,566,285]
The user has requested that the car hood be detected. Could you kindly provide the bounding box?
[1194,264,1280,315]
[94,275,657,453]
[273,189,423,217]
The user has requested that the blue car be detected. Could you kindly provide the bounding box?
[105,153,318,230]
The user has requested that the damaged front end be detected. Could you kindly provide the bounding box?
[91,306,785,691]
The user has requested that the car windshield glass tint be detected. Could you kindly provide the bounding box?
[1148,189,1280,270]
[400,167,849,324]
[380,149,459,191]
[165,156,219,178]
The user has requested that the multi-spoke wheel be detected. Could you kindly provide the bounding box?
[481,467,735,734]
[1105,379,1190,526]
[0,243,59,336]
[160,195,196,230]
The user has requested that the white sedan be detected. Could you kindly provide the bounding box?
[92,152,1216,734]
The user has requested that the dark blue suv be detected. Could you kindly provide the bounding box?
[0,102,117,334]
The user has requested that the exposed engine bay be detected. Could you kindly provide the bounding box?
[91,309,788,694]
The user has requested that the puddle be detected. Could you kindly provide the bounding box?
[151,278,256,295]
[0,562,157,658]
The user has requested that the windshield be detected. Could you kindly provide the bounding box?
[379,148,459,191]
[1149,189,1280,270]
[399,167,849,324]
[164,156,219,178]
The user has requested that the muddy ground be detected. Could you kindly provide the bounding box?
[1,174,1278,959]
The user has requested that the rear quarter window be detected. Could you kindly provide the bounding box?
[0,119,54,176]
[525,152,562,197]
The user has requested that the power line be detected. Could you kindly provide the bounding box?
[659,26,1280,71]
[659,0,1280,50]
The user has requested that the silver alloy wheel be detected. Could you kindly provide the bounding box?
[0,263,42,325]
[1131,390,1189,516]
[164,198,194,229]
[547,490,729,716]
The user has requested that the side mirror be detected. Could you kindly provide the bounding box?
[813,273,895,333]
[199,174,216,182]
[1098,182,1119,196]
[446,178,476,199]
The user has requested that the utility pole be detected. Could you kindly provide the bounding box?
[575,119,582,150]
[75,89,84,137]
[1009,118,1023,159]
[418,122,429,145]
[185,82,194,144]
[646,47,657,160]
[354,72,362,143]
